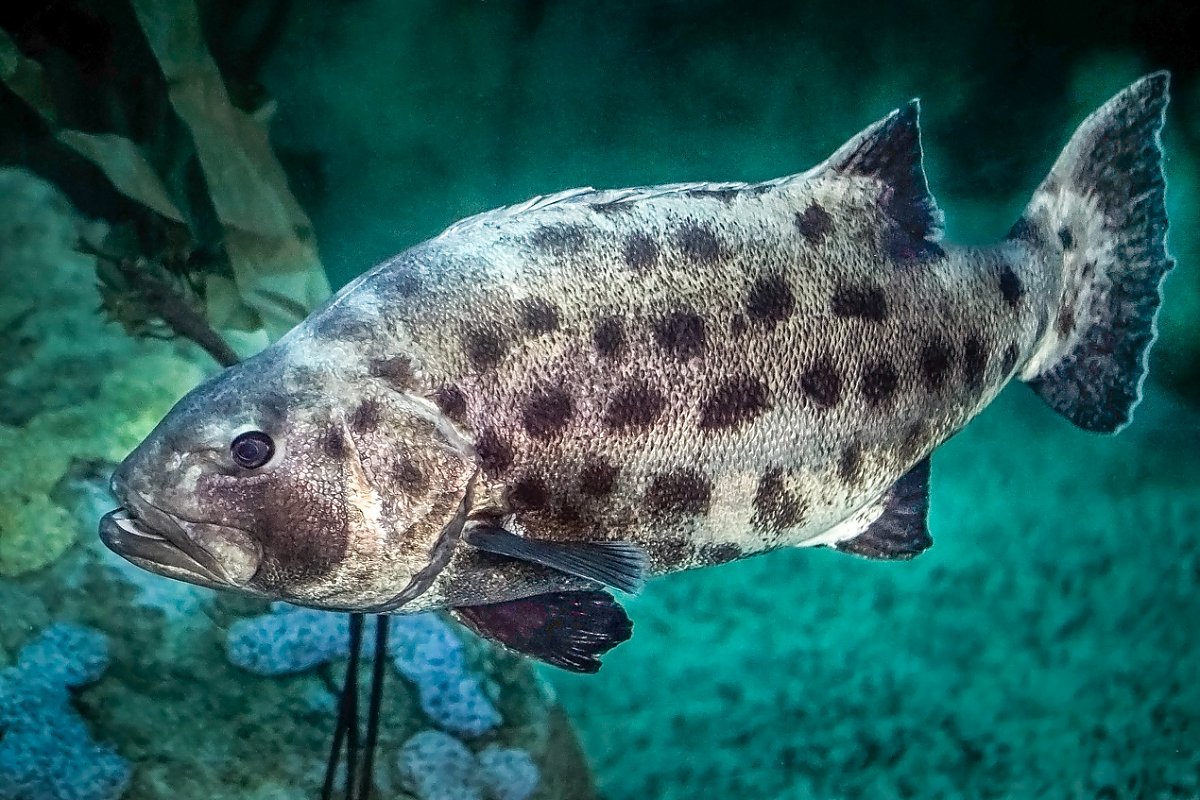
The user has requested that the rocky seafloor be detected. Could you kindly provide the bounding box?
[260,3,1200,797]
[3,0,1198,797]
[0,169,595,800]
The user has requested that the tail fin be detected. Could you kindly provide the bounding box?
[1009,72,1174,433]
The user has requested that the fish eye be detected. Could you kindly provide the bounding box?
[230,431,275,469]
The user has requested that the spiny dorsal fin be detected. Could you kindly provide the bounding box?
[813,101,945,258]
[834,457,933,560]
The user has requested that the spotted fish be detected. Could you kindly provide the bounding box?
[101,74,1173,672]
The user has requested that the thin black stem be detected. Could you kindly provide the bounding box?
[343,613,363,799]
[319,706,346,800]
[356,616,389,800]
[320,613,366,800]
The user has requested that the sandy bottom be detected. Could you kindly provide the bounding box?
[548,386,1200,799]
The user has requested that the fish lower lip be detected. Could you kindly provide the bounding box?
[99,508,237,590]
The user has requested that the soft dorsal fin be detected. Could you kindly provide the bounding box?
[813,101,945,258]
[452,590,633,673]
[835,457,933,560]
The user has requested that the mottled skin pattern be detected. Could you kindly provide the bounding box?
[283,104,1056,608]
[103,75,1171,624]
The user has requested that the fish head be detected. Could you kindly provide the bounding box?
[100,344,476,610]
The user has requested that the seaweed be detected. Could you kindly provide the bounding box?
[0,0,329,349]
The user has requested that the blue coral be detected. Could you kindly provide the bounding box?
[226,605,501,736]
[397,730,539,800]
[0,623,131,800]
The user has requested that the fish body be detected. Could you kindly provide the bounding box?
[102,74,1173,671]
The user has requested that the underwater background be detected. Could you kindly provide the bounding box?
[1,1,1198,798]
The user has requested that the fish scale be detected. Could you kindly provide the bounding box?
[343,166,1039,568]
[101,74,1173,672]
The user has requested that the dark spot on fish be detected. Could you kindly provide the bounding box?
[465,328,507,371]
[579,458,619,496]
[919,338,953,391]
[550,501,585,526]
[380,255,423,297]
[1058,226,1074,250]
[675,223,724,264]
[248,479,349,587]
[795,202,833,244]
[507,474,548,511]
[523,386,574,439]
[962,335,988,389]
[745,274,794,327]
[392,457,428,494]
[604,380,666,431]
[519,298,560,335]
[698,375,770,430]
[530,223,587,255]
[370,356,414,389]
[320,425,346,459]
[751,467,806,532]
[474,428,513,475]
[645,469,712,516]
[687,187,739,203]
[1001,341,1020,377]
[313,311,372,342]
[433,385,468,423]
[593,316,626,358]
[1056,306,1075,337]
[1007,216,1040,243]
[831,284,888,322]
[861,358,899,405]
[349,399,383,434]
[800,357,842,409]
[623,233,659,271]
[998,264,1024,309]
[653,310,706,359]
[730,313,749,337]
[838,443,863,484]
[699,542,742,564]
[389,272,422,298]
[899,419,928,462]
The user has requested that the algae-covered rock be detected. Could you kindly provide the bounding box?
[0,169,208,577]
[0,168,596,800]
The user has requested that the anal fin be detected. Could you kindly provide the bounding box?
[452,591,633,673]
[834,457,933,560]
[465,527,647,593]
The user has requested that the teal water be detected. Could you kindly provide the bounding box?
[1,1,1197,798]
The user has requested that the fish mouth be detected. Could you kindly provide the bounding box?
[99,483,261,591]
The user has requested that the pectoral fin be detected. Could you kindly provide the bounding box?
[464,526,648,593]
[452,590,633,673]
[834,457,933,560]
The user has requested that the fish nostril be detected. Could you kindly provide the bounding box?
[109,462,133,505]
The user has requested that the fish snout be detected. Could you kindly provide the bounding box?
[101,464,262,591]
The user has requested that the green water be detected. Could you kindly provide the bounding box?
[1,1,1197,798]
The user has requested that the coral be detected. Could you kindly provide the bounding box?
[0,168,594,800]
[476,746,541,800]
[390,613,503,738]
[226,605,502,736]
[0,623,130,800]
[397,730,539,800]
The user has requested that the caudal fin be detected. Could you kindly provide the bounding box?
[1009,72,1174,433]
